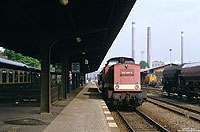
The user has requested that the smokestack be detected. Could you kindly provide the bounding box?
[181,31,184,64]
[147,27,152,67]
[132,22,136,61]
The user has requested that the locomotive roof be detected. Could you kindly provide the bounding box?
[107,57,134,62]
[105,57,135,66]
[140,63,178,73]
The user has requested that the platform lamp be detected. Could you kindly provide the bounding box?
[60,0,69,5]
[82,52,85,55]
[76,37,81,43]
[169,48,172,66]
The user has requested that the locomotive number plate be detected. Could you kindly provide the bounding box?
[120,69,134,76]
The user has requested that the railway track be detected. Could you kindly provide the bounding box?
[147,97,200,123]
[142,86,163,95]
[117,109,169,132]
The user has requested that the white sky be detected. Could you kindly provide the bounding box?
[0,47,3,51]
[98,0,200,71]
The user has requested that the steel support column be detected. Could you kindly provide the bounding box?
[61,57,67,100]
[40,47,51,113]
[72,74,76,90]
[66,62,70,94]
[76,74,80,88]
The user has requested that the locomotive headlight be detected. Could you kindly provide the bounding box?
[135,84,139,89]
[135,82,139,89]
[115,81,119,89]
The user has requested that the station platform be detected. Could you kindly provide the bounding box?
[43,83,119,132]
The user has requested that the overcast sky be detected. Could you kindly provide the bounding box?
[98,0,200,71]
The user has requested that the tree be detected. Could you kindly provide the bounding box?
[0,50,3,56]
[2,49,41,68]
[140,61,150,69]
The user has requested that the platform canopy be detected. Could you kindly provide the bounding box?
[0,0,136,73]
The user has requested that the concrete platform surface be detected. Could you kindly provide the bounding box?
[0,87,83,132]
[43,83,114,132]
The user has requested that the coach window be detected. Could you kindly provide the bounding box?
[2,70,7,83]
[9,71,13,83]
[24,72,27,82]
[15,71,18,83]
[20,72,23,82]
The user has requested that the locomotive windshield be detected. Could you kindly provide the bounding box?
[107,60,119,67]
[124,60,134,64]
[106,57,135,67]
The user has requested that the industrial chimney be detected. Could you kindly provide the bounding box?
[181,31,184,64]
[147,27,152,68]
[132,22,136,61]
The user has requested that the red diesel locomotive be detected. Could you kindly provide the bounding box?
[98,57,146,107]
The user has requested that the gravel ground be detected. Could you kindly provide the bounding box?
[138,102,200,132]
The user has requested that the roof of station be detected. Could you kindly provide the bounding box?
[140,63,178,73]
[0,0,136,73]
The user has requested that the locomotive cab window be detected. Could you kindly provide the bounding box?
[107,60,118,67]
[20,72,23,82]
[9,71,13,83]
[124,60,134,64]
[15,71,18,83]
[2,70,7,83]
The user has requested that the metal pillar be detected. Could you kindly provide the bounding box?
[76,74,80,88]
[61,57,67,100]
[181,31,184,64]
[40,47,51,113]
[66,63,70,94]
[147,27,152,68]
[83,74,86,84]
[72,74,76,90]
[132,22,136,61]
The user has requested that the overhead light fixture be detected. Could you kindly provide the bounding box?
[82,52,85,55]
[76,37,81,43]
[60,0,69,5]
[85,59,89,65]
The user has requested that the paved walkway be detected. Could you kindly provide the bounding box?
[43,83,118,132]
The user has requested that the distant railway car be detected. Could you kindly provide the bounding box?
[98,57,146,107]
[144,73,157,86]
[162,63,200,98]
[0,58,61,104]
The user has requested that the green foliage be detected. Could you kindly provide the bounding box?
[50,64,55,72]
[2,49,41,68]
[0,50,3,56]
[140,61,150,69]
[88,77,92,82]
[184,111,190,119]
